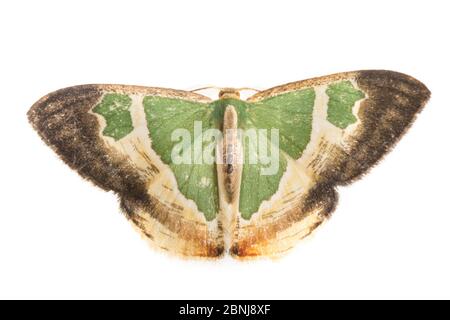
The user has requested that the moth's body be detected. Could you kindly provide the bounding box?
[28,71,430,259]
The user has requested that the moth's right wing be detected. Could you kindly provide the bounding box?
[28,84,224,258]
[232,70,430,258]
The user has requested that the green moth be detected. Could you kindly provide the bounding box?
[28,70,430,258]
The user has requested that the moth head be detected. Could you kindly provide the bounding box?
[219,88,241,100]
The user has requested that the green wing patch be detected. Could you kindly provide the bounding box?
[248,89,315,159]
[93,93,134,140]
[326,81,365,129]
[239,133,287,219]
[143,96,219,221]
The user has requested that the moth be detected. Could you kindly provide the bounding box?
[28,70,430,259]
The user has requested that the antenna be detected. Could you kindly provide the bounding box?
[190,86,261,93]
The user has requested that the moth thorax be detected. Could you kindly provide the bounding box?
[222,105,241,203]
[219,88,240,100]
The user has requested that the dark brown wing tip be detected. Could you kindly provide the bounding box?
[25,85,123,192]
[27,85,101,128]
[356,70,431,104]
[326,70,431,185]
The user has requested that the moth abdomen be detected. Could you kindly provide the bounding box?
[222,105,241,203]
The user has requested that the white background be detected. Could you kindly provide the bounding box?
[1,0,449,299]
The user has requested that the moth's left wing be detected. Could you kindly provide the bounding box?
[28,85,224,258]
[232,70,430,258]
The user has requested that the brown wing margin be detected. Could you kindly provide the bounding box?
[27,85,148,197]
[321,70,431,185]
[27,85,223,258]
